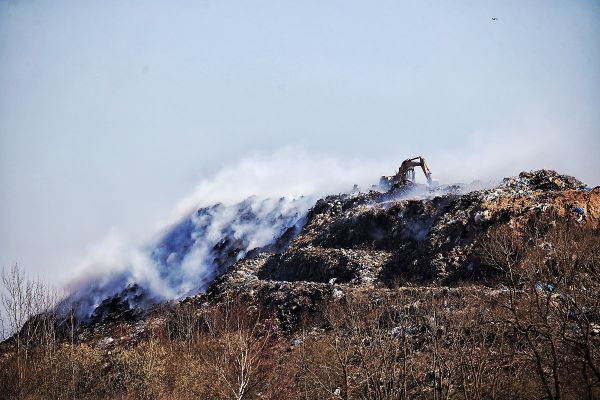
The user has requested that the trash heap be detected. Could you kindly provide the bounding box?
[203,169,599,317]
[75,169,600,333]
[502,170,587,192]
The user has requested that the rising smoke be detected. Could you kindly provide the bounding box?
[66,148,392,319]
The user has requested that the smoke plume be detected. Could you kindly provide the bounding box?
[66,148,391,318]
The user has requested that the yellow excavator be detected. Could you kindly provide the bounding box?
[379,156,433,189]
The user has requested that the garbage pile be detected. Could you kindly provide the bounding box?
[502,170,587,192]
[208,169,599,301]
[67,169,600,334]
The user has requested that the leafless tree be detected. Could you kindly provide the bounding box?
[0,263,64,398]
[199,297,275,400]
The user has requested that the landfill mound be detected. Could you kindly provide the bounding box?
[175,169,597,338]
[75,169,599,328]
[205,169,598,306]
[17,169,600,331]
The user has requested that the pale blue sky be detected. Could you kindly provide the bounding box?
[1,1,599,282]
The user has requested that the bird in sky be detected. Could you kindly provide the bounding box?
[492,17,498,21]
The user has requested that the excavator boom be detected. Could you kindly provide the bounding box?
[395,156,432,184]
[379,156,433,189]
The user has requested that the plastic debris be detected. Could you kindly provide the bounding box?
[574,207,585,223]
[535,281,555,294]
[474,210,491,224]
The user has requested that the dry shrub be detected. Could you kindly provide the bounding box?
[480,218,600,399]
[107,338,169,400]
[0,343,104,399]
[294,294,420,400]
[165,349,211,399]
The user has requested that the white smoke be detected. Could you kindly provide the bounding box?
[167,146,392,223]
[66,147,392,318]
[427,110,600,186]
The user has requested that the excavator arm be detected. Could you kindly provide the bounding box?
[378,155,434,189]
[419,157,433,185]
[395,156,432,185]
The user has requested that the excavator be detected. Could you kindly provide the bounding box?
[379,156,433,189]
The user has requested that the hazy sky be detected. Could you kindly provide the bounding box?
[1,1,599,284]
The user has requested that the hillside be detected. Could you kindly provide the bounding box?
[1,169,599,399]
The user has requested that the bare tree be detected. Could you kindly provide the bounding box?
[1,263,63,398]
[199,297,274,400]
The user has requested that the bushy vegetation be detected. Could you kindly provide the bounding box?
[1,219,599,399]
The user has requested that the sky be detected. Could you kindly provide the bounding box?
[1,0,599,285]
